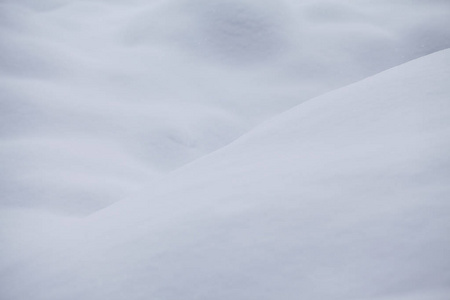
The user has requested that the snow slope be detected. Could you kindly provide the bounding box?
[1,0,450,214]
[2,49,450,300]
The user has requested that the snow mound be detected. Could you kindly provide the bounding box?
[1,0,450,214]
[2,49,450,300]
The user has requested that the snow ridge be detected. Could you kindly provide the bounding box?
[2,49,450,300]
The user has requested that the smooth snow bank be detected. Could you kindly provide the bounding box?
[1,0,450,213]
[3,49,450,300]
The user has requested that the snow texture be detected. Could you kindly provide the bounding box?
[1,0,450,213]
[2,48,450,300]
[1,0,450,299]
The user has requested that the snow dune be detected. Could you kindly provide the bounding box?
[1,0,450,213]
[2,48,449,300]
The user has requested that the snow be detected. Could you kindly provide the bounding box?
[2,48,450,299]
[1,0,450,299]
[1,0,450,213]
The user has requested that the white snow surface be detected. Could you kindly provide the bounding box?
[2,48,450,300]
[1,0,450,213]
[2,0,450,299]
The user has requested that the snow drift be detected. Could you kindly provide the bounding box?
[2,49,450,300]
[1,0,450,214]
